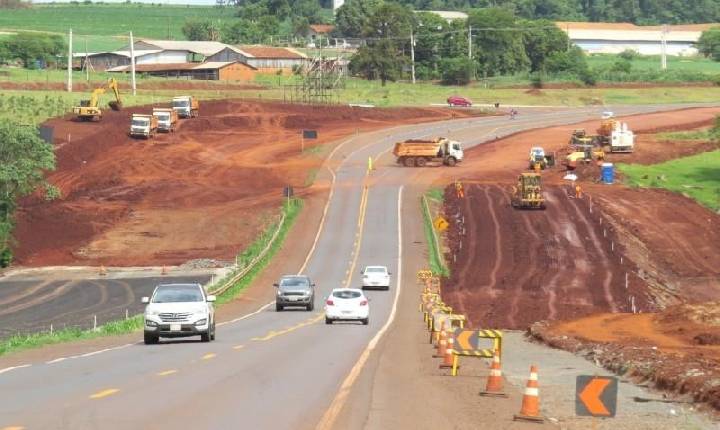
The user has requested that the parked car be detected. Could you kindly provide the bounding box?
[447,96,472,107]
[275,275,315,311]
[325,288,369,325]
[142,283,216,345]
[361,265,391,290]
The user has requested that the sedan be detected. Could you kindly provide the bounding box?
[447,96,472,107]
[361,265,391,290]
[325,288,369,325]
[274,275,315,311]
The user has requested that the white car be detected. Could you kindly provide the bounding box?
[325,288,369,325]
[361,265,391,290]
[142,283,216,344]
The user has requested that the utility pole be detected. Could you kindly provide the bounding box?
[410,29,416,84]
[129,31,137,96]
[661,24,668,71]
[67,28,72,92]
[85,37,89,82]
[468,25,472,59]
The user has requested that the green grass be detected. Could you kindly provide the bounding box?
[586,54,720,74]
[422,190,449,277]
[618,150,720,210]
[0,315,143,357]
[214,197,303,305]
[657,129,712,141]
[0,4,233,45]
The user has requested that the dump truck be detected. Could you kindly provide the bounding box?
[152,108,178,133]
[528,146,555,170]
[129,114,158,139]
[172,96,199,118]
[511,173,545,209]
[393,138,463,167]
[569,115,634,153]
[72,78,122,121]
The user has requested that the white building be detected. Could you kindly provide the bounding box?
[557,22,719,56]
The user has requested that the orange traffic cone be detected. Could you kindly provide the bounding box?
[434,330,447,357]
[439,338,455,369]
[480,349,507,397]
[514,365,544,422]
[99,265,107,276]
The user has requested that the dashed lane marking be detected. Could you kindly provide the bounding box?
[201,353,216,360]
[157,369,177,376]
[232,345,245,350]
[1,426,25,430]
[251,314,324,341]
[89,388,120,399]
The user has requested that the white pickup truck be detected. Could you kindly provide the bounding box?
[142,283,216,344]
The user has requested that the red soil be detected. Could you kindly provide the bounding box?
[13,100,475,266]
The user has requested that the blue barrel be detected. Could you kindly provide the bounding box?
[601,162,614,184]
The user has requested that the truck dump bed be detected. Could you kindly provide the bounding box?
[393,139,444,157]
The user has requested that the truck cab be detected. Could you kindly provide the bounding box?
[130,114,157,139]
[152,108,177,133]
[442,140,464,164]
[172,96,198,118]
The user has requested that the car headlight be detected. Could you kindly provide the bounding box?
[195,319,207,326]
[145,320,158,327]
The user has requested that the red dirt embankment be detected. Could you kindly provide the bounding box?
[14,100,476,266]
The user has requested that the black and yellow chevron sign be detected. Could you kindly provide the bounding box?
[451,329,503,356]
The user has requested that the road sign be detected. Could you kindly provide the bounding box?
[576,375,618,418]
[302,130,318,139]
[448,328,502,376]
[434,216,449,231]
[283,186,294,198]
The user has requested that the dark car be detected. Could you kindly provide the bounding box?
[274,275,315,311]
[447,96,472,107]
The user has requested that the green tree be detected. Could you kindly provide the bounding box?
[1,33,65,68]
[440,57,474,85]
[521,19,570,72]
[222,19,263,43]
[0,121,56,267]
[182,19,216,41]
[468,7,529,77]
[698,28,720,61]
[335,0,383,38]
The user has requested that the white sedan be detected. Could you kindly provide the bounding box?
[325,288,369,325]
[361,265,391,290]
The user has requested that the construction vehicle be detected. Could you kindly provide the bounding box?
[393,138,463,167]
[72,78,122,121]
[569,112,634,153]
[152,108,178,133]
[528,146,555,170]
[563,144,605,170]
[172,96,199,118]
[129,114,158,139]
[511,173,545,209]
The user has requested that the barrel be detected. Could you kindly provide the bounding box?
[601,162,614,184]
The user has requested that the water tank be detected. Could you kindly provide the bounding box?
[601,162,614,184]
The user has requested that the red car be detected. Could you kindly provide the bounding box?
[447,96,472,107]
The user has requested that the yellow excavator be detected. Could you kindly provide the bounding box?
[510,173,545,209]
[72,78,122,121]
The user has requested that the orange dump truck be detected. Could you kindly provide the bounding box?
[393,138,464,167]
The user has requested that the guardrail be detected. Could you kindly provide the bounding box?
[209,212,287,296]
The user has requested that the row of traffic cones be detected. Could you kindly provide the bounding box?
[479,350,544,423]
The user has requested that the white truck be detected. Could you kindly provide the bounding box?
[152,108,178,133]
[609,122,634,153]
[171,96,199,119]
[129,114,158,139]
[393,138,464,167]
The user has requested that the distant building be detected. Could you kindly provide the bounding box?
[107,61,258,81]
[416,11,469,22]
[237,46,307,72]
[557,21,719,56]
[308,24,336,42]
[332,0,343,11]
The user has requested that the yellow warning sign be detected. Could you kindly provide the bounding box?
[434,216,449,231]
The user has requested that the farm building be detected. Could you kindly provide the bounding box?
[309,24,335,41]
[237,46,307,71]
[107,61,257,81]
[557,21,719,56]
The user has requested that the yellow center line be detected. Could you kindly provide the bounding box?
[157,369,177,376]
[2,426,25,430]
[232,345,245,350]
[202,353,216,360]
[89,388,119,400]
[344,184,369,288]
[252,314,324,341]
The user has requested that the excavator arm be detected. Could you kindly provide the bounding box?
[107,78,122,111]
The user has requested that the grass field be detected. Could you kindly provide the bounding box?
[618,150,720,210]
[586,54,720,74]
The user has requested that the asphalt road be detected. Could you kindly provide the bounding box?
[0,274,213,340]
[0,104,713,430]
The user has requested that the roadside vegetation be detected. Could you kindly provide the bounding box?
[422,189,449,277]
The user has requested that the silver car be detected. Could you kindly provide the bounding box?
[274,275,315,311]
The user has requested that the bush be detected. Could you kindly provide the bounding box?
[0,247,11,268]
[618,49,639,61]
[439,57,474,86]
[611,58,632,73]
[530,73,543,89]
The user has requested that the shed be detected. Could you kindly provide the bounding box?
[107,61,257,81]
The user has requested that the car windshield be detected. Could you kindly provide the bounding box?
[132,119,148,126]
[280,277,310,288]
[365,267,386,274]
[333,290,362,299]
[155,113,169,120]
[152,285,204,303]
[172,100,189,108]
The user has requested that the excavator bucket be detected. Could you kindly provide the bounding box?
[108,101,123,111]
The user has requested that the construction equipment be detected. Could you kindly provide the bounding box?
[528,146,555,170]
[570,112,634,153]
[152,108,178,133]
[511,173,545,209]
[172,96,199,118]
[72,78,122,121]
[129,114,158,139]
[393,137,463,167]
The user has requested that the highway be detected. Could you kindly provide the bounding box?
[0,104,710,430]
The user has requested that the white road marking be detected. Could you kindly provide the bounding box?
[44,343,134,365]
[0,364,31,375]
[316,185,404,430]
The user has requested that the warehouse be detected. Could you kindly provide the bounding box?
[107,61,257,81]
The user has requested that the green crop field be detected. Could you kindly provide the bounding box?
[0,4,234,51]
[586,54,720,74]
[618,150,720,210]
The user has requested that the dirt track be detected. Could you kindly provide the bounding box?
[13,100,475,267]
[441,184,649,329]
